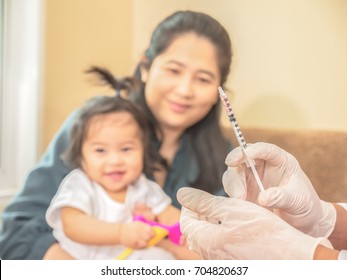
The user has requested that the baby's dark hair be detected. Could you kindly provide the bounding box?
[64,66,160,177]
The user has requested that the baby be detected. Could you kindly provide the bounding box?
[46,67,198,260]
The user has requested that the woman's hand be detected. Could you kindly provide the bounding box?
[223,142,336,238]
[177,187,332,260]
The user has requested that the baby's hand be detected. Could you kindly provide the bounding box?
[119,221,154,249]
[179,235,187,246]
[133,203,155,221]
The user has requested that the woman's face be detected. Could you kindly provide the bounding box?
[141,33,221,134]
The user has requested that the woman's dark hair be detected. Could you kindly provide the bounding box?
[131,10,232,193]
[64,66,161,177]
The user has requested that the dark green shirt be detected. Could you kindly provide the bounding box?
[0,110,226,259]
[159,133,226,207]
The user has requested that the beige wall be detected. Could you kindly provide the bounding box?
[132,0,347,132]
[42,0,347,153]
[42,0,132,153]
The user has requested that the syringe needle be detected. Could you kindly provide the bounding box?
[218,86,265,193]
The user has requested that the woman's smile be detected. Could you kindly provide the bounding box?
[168,99,191,113]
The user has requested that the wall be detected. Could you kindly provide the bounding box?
[133,0,347,131]
[42,0,132,153]
[42,0,347,153]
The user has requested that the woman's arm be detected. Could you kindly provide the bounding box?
[156,205,181,225]
[157,239,201,260]
[0,111,77,259]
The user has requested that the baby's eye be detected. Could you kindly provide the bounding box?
[95,148,106,153]
[121,146,134,153]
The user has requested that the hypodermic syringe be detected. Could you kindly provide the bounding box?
[218,86,265,193]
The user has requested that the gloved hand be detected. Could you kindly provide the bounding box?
[177,187,332,260]
[222,142,336,238]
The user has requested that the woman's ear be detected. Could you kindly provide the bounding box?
[140,65,148,83]
[139,55,149,83]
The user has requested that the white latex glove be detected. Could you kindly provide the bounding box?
[177,187,332,260]
[222,142,336,238]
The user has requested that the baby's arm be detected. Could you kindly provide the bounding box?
[156,205,181,225]
[155,205,201,259]
[157,239,202,260]
[61,206,154,248]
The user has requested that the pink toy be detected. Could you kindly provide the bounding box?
[133,215,182,245]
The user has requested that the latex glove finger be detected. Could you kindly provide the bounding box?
[178,187,228,220]
[178,188,242,259]
[223,145,265,201]
[180,206,227,259]
[258,187,290,208]
[224,142,301,201]
[222,166,247,199]
[226,142,292,168]
[224,146,246,167]
[258,178,336,238]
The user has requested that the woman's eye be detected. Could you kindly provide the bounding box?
[167,68,180,74]
[197,77,212,84]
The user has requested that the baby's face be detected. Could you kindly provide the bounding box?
[81,111,144,200]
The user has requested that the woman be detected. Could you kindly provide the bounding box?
[0,10,232,259]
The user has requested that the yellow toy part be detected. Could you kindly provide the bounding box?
[115,226,168,260]
[115,247,133,260]
[147,226,169,246]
